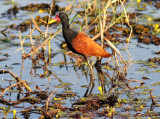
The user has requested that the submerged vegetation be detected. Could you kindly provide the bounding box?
[0,0,159,118]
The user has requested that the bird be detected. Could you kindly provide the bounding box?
[49,12,111,69]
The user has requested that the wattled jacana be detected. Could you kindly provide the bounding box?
[50,12,111,69]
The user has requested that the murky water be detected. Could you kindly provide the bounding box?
[0,0,159,118]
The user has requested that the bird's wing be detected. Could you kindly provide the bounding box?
[71,32,108,57]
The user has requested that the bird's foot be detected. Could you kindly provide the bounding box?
[65,51,73,55]
[74,55,86,67]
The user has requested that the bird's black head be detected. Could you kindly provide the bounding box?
[50,12,69,23]
[49,12,69,29]
[49,12,69,25]
[58,12,70,29]
[58,12,69,23]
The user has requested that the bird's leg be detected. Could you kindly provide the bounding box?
[65,51,84,66]
[95,59,101,70]
[83,55,95,80]
[76,55,85,66]
[65,51,73,55]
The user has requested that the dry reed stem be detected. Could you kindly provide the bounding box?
[46,89,57,110]
[64,0,75,12]
[29,25,36,59]
[1,80,29,104]
[126,79,145,90]
[31,16,42,34]
[104,38,126,65]
[15,30,26,54]
[150,91,156,105]
[0,70,32,92]
[26,28,61,57]
[120,0,133,50]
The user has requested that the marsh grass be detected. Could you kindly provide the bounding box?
[1,0,159,118]
[77,0,133,76]
[18,0,133,80]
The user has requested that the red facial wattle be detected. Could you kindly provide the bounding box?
[53,14,60,22]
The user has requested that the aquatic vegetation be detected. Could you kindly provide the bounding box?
[0,0,159,118]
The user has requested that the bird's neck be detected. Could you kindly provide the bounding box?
[61,20,70,30]
[62,25,79,45]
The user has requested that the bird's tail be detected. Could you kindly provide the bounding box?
[102,51,111,58]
